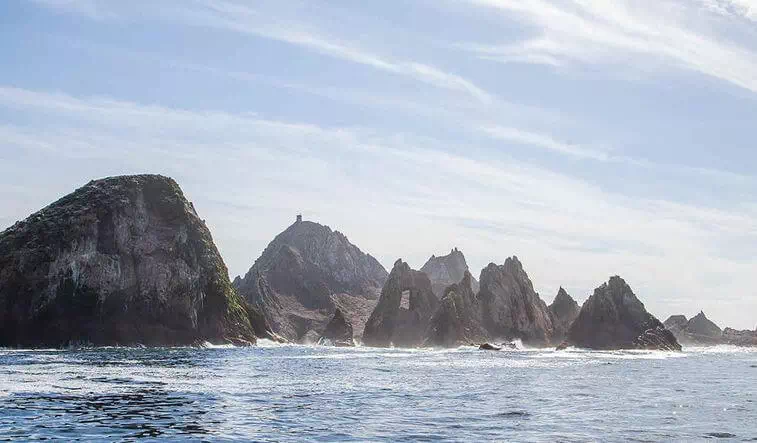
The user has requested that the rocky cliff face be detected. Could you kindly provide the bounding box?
[477,257,554,346]
[566,276,680,351]
[549,287,580,344]
[234,218,387,341]
[318,308,354,347]
[420,248,479,297]
[363,260,438,347]
[0,175,258,347]
[424,271,488,347]
[664,312,722,345]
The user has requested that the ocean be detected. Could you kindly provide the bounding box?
[1,343,756,442]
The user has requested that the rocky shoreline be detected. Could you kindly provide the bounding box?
[1,175,753,350]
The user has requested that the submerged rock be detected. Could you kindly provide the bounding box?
[420,248,479,298]
[0,175,258,347]
[477,257,554,346]
[318,308,354,347]
[549,287,580,344]
[363,259,438,347]
[565,276,681,351]
[665,312,722,345]
[235,217,387,341]
[424,271,488,347]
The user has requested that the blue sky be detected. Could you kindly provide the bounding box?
[1,0,756,328]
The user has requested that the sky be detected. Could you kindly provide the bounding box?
[1,0,756,329]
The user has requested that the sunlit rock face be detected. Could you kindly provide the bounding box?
[424,271,488,347]
[477,257,554,346]
[665,312,723,345]
[0,175,257,347]
[549,287,580,345]
[234,217,387,342]
[420,248,479,298]
[566,276,681,351]
[363,260,438,347]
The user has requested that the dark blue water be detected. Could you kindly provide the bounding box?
[1,343,756,442]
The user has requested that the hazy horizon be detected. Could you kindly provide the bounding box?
[1,0,756,329]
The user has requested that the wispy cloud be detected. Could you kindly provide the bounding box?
[456,0,757,94]
[32,0,493,103]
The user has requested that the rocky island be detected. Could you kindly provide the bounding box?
[564,276,681,351]
[477,257,554,346]
[1,176,749,352]
[362,259,438,347]
[233,216,387,343]
[0,175,262,347]
[420,248,479,297]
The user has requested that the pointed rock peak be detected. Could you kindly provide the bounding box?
[503,256,524,273]
[552,287,577,308]
[393,258,406,269]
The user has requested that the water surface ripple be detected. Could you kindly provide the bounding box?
[1,344,756,441]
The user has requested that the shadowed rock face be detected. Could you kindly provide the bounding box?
[318,308,354,347]
[549,287,580,344]
[420,248,479,298]
[0,175,257,347]
[566,276,681,351]
[477,257,554,346]
[424,271,488,347]
[665,312,722,345]
[363,260,438,347]
[235,218,387,341]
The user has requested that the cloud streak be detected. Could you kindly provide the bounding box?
[457,0,757,94]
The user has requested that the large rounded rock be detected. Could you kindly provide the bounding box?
[0,175,258,347]
[565,276,680,351]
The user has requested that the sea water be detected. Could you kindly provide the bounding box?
[1,343,756,441]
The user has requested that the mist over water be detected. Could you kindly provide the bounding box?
[1,344,756,441]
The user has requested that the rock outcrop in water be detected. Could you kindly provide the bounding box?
[363,259,438,347]
[0,175,259,347]
[420,248,479,297]
[664,312,723,345]
[318,308,354,347]
[234,217,387,341]
[477,257,554,346]
[424,271,488,347]
[565,276,681,351]
[722,327,757,347]
[549,287,580,344]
